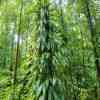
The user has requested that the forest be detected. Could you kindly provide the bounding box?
[0,0,100,100]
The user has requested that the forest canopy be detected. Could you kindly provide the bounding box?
[0,0,100,100]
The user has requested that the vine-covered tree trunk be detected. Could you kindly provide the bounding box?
[34,0,64,100]
[85,0,100,99]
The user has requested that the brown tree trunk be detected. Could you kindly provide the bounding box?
[12,0,23,99]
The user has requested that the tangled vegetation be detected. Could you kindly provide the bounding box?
[0,0,100,100]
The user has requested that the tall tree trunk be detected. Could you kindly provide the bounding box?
[38,0,53,80]
[12,0,23,99]
[85,0,100,99]
[34,0,58,99]
[10,22,16,77]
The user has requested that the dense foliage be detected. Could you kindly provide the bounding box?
[0,0,100,100]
